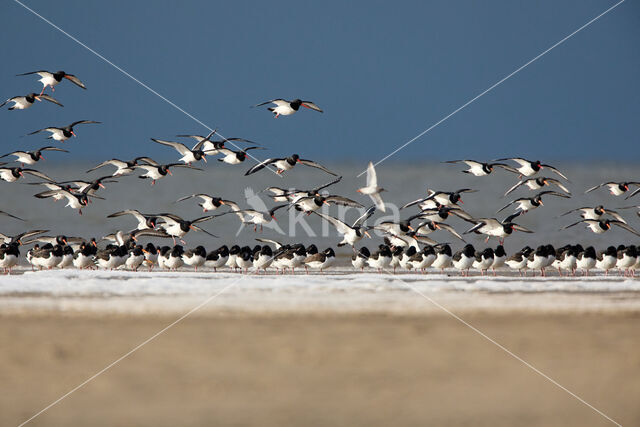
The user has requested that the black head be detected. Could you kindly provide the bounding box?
[463,244,475,256]
[494,245,506,257]
[306,244,318,255]
[287,154,300,165]
[324,248,335,257]
[218,245,230,256]
[290,99,302,110]
[229,245,241,255]
[53,71,66,80]
[145,243,158,254]
[358,247,370,257]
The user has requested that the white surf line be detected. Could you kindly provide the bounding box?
[357,0,626,177]
[12,0,281,177]
[16,274,249,427]
[379,268,621,426]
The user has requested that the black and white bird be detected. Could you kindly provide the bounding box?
[497,190,570,214]
[263,176,342,203]
[562,219,640,237]
[176,130,257,154]
[17,70,86,94]
[560,205,627,223]
[503,177,571,197]
[289,194,362,214]
[0,243,20,274]
[495,158,568,180]
[253,99,323,118]
[155,213,219,243]
[135,162,201,185]
[431,244,453,273]
[402,188,477,210]
[315,206,376,248]
[150,138,209,165]
[86,157,157,176]
[245,154,337,176]
[351,247,370,271]
[357,162,386,212]
[253,245,274,273]
[183,246,207,271]
[413,220,466,242]
[505,246,533,276]
[57,176,116,198]
[0,93,63,110]
[576,246,597,276]
[0,166,52,183]
[472,247,495,276]
[217,147,264,165]
[27,120,101,141]
[452,244,476,276]
[596,246,618,275]
[205,245,229,271]
[585,181,640,197]
[34,188,98,215]
[412,205,475,224]
[229,205,288,232]
[0,147,67,165]
[445,160,518,176]
[367,245,392,271]
[303,248,336,273]
[107,210,158,230]
[175,194,237,213]
[464,213,533,244]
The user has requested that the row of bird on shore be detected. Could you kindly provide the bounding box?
[3,234,638,278]
[2,69,640,277]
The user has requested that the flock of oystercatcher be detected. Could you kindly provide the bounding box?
[1,69,640,277]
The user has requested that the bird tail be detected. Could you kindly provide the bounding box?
[267,107,275,112]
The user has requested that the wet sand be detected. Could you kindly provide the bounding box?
[1,311,639,426]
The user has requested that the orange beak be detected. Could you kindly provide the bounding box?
[167,169,172,175]
[99,183,105,189]
[71,131,77,137]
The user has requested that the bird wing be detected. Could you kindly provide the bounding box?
[244,158,277,175]
[297,159,337,176]
[86,159,126,173]
[325,195,363,208]
[311,176,342,193]
[433,223,465,242]
[369,193,386,213]
[150,138,191,156]
[301,101,323,112]
[400,197,428,210]
[496,200,515,213]
[253,99,287,107]
[544,178,571,195]
[491,163,520,174]
[352,205,377,227]
[107,209,148,223]
[541,164,568,181]
[35,94,63,107]
[39,146,69,153]
[584,182,606,193]
[27,127,59,136]
[16,70,49,76]
[34,189,76,204]
[22,169,53,181]
[503,179,527,197]
[189,225,219,238]
[365,161,377,187]
[70,120,101,127]
[604,209,627,224]
[536,190,571,199]
[255,238,284,249]
[132,228,172,240]
[63,74,86,89]
[625,188,640,200]
[611,221,640,237]
[314,212,351,234]
[0,210,24,221]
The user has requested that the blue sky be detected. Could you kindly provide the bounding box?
[1,0,638,163]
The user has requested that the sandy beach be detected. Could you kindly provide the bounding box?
[2,309,639,427]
